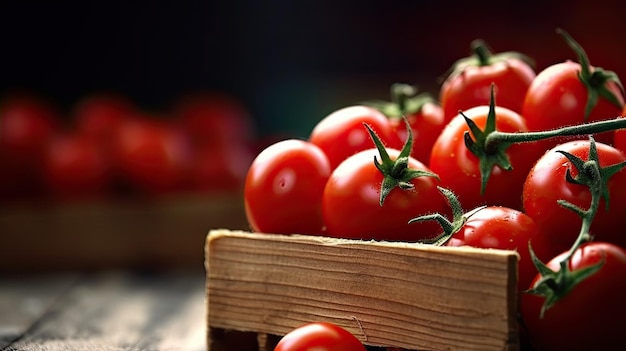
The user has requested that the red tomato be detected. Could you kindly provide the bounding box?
[244,139,331,235]
[428,105,542,211]
[0,94,59,202]
[187,142,254,193]
[111,116,192,196]
[73,93,135,143]
[274,322,366,351]
[522,31,625,151]
[309,105,395,170]
[322,147,445,242]
[522,140,626,254]
[520,242,626,351]
[446,206,551,292]
[439,39,536,123]
[42,132,112,201]
[172,91,255,148]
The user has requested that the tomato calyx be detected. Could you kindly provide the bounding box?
[462,85,514,194]
[364,83,435,119]
[408,186,485,246]
[363,120,439,206]
[442,39,535,81]
[525,137,626,317]
[556,28,625,120]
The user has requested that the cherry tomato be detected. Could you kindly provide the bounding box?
[446,206,551,292]
[187,142,254,193]
[42,132,112,201]
[522,31,624,151]
[274,322,366,351]
[172,91,255,148]
[0,93,59,202]
[322,147,445,242]
[522,140,626,254]
[244,139,331,235]
[520,242,626,351]
[73,92,136,144]
[439,39,535,123]
[309,105,395,170]
[111,115,192,196]
[428,105,542,211]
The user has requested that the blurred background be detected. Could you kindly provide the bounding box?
[1,0,625,138]
[1,0,625,272]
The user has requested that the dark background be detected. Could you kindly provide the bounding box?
[1,0,625,138]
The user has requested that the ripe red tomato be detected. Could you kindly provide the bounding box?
[187,142,254,193]
[428,105,542,211]
[111,116,192,196]
[244,139,331,235]
[520,242,626,351]
[274,322,366,351]
[73,92,136,143]
[172,91,255,148]
[0,94,60,202]
[322,147,445,242]
[439,39,535,123]
[309,105,395,170]
[522,140,626,254]
[42,132,112,201]
[446,206,551,292]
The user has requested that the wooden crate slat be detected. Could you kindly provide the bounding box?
[205,229,519,351]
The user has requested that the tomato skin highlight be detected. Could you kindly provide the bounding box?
[428,105,541,211]
[322,148,445,242]
[520,242,626,351]
[309,105,395,170]
[274,322,366,351]
[440,57,535,123]
[446,206,551,292]
[522,60,624,150]
[522,140,626,254]
[244,139,331,235]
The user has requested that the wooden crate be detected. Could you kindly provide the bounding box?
[0,193,248,273]
[205,229,520,351]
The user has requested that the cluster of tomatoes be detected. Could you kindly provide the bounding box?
[245,29,626,351]
[0,91,256,206]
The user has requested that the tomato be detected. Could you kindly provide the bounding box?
[187,142,254,193]
[111,115,192,196]
[522,140,626,254]
[73,92,136,143]
[0,93,59,202]
[322,147,445,242]
[274,322,366,351]
[439,39,535,123]
[172,91,255,148]
[428,105,542,211]
[42,132,112,201]
[520,242,626,351]
[244,139,331,235]
[309,105,395,170]
[368,84,446,164]
[446,206,551,292]
[522,31,624,151]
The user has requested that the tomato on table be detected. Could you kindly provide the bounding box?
[244,139,331,235]
[0,93,60,202]
[274,322,366,351]
[309,105,395,170]
[522,139,626,254]
[520,242,626,351]
[439,39,535,123]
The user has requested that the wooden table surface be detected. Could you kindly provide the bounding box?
[0,269,209,351]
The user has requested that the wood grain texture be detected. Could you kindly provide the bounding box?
[0,271,207,351]
[205,230,520,351]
